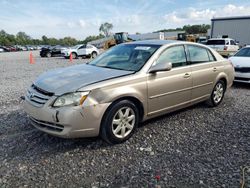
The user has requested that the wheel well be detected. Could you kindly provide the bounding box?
[92,51,97,54]
[219,77,227,90]
[108,97,144,122]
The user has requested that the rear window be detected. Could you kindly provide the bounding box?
[207,40,225,45]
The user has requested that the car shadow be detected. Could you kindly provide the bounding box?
[232,82,250,89]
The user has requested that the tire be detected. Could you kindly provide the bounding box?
[72,52,77,59]
[100,100,139,144]
[91,51,97,58]
[206,80,226,107]
[46,52,52,58]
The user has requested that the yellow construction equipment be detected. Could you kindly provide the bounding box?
[104,32,133,49]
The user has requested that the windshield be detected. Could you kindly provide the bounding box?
[207,40,225,45]
[89,44,160,71]
[234,47,250,57]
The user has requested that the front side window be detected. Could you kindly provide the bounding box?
[79,45,87,49]
[230,40,236,45]
[187,45,210,64]
[155,45,187,68]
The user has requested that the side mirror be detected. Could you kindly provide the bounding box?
[149,62,172,73]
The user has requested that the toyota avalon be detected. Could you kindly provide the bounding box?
[24,40,234,144]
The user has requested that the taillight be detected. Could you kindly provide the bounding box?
[224,46,228,50]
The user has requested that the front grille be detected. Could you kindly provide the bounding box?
[30,117,64,132]
[26,84,54,107]
[234,67,250,73]
[235,77,250,81]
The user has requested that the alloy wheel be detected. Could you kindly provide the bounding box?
[112,107,135,138]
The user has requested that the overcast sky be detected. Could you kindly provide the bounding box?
[1,0,250,40]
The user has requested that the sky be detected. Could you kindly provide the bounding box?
[1,0,250,40]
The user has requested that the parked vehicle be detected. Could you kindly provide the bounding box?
[229,46,250,83]
[40,46,64,57]
[62,44,99,59]
[23,40,234,144]
[0,47,4,52]
[206,38,239,57]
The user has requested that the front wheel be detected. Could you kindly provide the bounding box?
[206,80,226,107]
[100,100,139,144]
[71,52,77,59]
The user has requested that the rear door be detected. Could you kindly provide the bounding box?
[147,45,192,115]
[186,45,220,102]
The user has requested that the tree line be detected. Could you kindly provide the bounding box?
[0,23,211,46]
[156,24,211,34]
[0,30,105,46]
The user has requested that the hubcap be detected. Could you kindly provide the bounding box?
[213,83,224,103]
[112,107,135,139]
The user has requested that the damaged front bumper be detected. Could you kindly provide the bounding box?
[23,95,111,138]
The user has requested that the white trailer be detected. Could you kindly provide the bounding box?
[128,32,164,41]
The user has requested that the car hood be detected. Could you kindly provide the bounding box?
[34,64,134,95]
[229,56,250,67]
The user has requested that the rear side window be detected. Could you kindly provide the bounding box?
[156,45,187,68]
[187,45,210,64]
[207,40,225,45]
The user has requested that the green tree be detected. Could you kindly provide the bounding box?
[99,22,113,37]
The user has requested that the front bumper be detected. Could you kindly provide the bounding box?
[24,96,111,138]
[234,72,250,83]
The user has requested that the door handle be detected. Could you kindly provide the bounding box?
[213,67,217,72]
[183,73,191,78]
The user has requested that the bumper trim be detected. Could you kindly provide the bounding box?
[30,117,64,132]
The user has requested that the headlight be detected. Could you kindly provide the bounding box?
[53,91,90,107]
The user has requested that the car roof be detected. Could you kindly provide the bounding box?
[127,40,181,46]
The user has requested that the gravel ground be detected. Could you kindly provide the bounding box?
[0,51,249,188]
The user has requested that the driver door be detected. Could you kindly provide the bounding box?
[77,45,86,56]
[147,45,192,116]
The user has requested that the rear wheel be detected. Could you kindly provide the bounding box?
[46,52,52,58]
[206,80,226,107]
[100,100,139,144]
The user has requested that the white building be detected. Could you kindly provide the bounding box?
[211,16,250,46]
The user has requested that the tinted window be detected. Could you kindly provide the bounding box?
[234,47,250,57]
[187,45,210,64]
[207,40,225,45]
[79,45,87,49]
[156,45,187,68]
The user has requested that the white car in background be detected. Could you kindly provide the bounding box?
[229,46,250,83]
[0,47,4,52]
[62,44,99,59]
[207,38,239,57]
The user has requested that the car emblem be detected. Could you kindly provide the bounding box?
[29,92,35,98]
